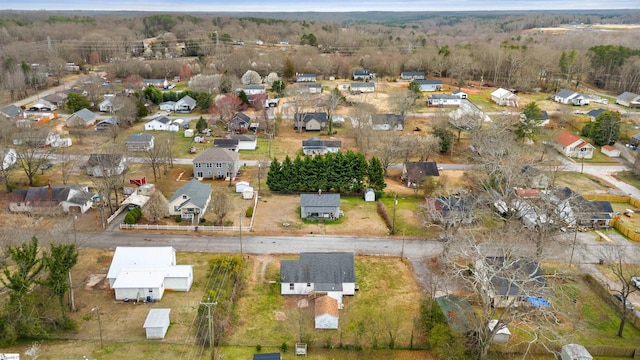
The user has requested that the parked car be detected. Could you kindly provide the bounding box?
[613,293,634,311]
[631,277,640,290]
[40,163,53,171]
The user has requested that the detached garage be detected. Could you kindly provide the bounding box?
[143,308,171,339]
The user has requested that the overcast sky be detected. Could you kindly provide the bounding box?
[3,0,640,12]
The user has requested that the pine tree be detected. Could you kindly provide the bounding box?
[367,156,386,192]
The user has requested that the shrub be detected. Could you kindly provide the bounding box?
[175,216,182,223]
[377,200,392,231]
[245,206,254,217]
[124,212,137,224]
[255,344,262,352]
[199,217,206,223]
[280,342,288,353]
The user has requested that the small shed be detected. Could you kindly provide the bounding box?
[184,129,194,138]
[143,308,171,339]
[601,145,620,158]
[488,319,511,344]
[51,138,72,148]
[364,188,375,202]
[235,181,250,193]
[561,344,593,360]
[242,187,254,200]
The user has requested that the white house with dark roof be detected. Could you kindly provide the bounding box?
[350,82,375,94]
[28,99,57,112]
[107,246,193,301]
[302,137,341,155]
[98,95,124,113]
[616,92,640,108]
[415,79,443,92]
[300,192,341,219]
[280,252,355,305]
[66,108,97,127]
[214,138,240,152]
[175,95,196,113]
[370,114,404,131]
[296,73,317,82]
[8,184,93,214]
[352,69,372,81]
[303,83,323,94]
[126,133,155,152]
[230,134,257,150]
[192,147,240,180]
[242,84,266,95]
[401,71,425,80]
[145,115,172,131]
[427,94,463,107]
[159,101,176,112]
[553,88,590,106]
[167,178,212,222]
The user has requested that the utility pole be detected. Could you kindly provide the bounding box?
[392,194,397,235]
[91,306,103,349]
[401,229,406,261]
[239,213,243,257]
[200,299,218,360]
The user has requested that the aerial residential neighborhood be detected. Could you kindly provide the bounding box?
[1,6,640,360]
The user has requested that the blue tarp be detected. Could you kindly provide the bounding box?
[527,297,550,307]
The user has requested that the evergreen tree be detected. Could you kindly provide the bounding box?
[42,243,78,317]
[590,110,621,146]
[65,92,91,112]
[433,127,455,153]
[238,90,250,105]
[367,156,386,192]
[196,116,208,133]
[266,158,282,191]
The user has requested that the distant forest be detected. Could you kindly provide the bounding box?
[1,10,640,99]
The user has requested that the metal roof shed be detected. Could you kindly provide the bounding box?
[143,308,171,339]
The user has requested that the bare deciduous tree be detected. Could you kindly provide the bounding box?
[143,189,169,223]
[211,191,232,226]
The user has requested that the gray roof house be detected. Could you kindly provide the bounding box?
[214,138,239,152]
[352,69,372,80]
[416,79,443,92]
[95,117,118,130]
[175,95,196,113]
[302,137,341,155]
[228,112,250,132]
[126,133,155,152]
[350,82,375,93]
[402,161,440,188]
[230,134,257,150]
[167,178,212,222]
[296,73,317,82]
[192,147,240,180]
[371,114,404,131]
[300,192,340,219]
[66,108,97,127]
[86,153,127,177]
[9,184,93,214]
[553,89,590,106]
[476,256,546,308]
[280,252,356,304]
[294,112,328,131]
[615,92,640,108]
[401,71,425,80]
[0,104,25,120]
[587,108,606,121]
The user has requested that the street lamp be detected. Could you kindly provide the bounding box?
[91,306,103,349]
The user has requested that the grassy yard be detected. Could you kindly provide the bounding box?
[616,171,640,190]
[553,171,613,193]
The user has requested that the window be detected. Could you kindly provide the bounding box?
[216,163,222,168]
[206,163,212,168]
[306,283,311,287]
[195,163,202,168]
[289,283,294,290]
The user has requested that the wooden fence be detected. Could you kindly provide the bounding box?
[582,194,640,242]
[120,224,246,231]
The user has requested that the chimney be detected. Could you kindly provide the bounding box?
[318,189,322,196]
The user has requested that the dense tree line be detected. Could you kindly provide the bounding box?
[0,237,78,345]
[266,151,386,194]
[2,11,640,101]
